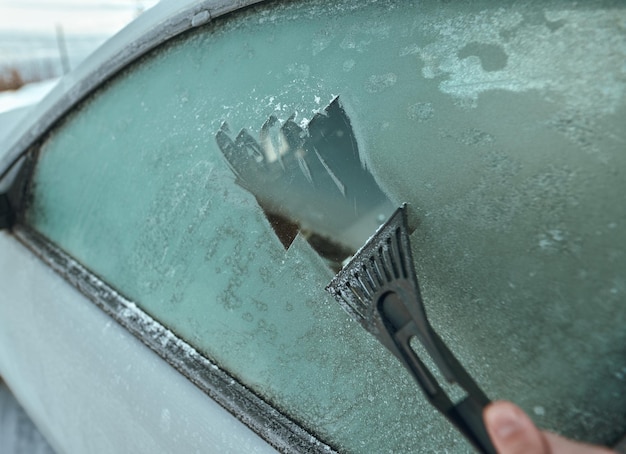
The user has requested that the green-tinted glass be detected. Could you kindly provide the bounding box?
[27,0,626,451]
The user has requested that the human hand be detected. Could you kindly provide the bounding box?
[483,401,617,454]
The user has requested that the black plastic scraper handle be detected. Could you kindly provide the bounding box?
[449,397,497,454]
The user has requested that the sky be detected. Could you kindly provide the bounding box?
[0,0,158,34]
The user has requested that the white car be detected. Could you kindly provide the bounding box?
[1,1,625,453]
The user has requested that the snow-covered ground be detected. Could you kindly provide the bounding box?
[0,79,59,149]
[0,78,58,113]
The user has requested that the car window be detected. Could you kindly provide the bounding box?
[22,0,626,452]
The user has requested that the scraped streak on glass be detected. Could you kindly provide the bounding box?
[215,97,394,270]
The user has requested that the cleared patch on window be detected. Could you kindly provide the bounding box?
[216,97,394,270]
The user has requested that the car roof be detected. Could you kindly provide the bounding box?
[0,0,265,182]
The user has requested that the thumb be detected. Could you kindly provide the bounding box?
[484,401,549,454]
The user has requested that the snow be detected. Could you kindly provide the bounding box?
[0,79,58,114]
[0,79,59,147]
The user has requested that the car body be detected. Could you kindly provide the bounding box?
[1,1,625,453]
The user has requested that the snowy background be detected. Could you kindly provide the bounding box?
[0,0,158,113]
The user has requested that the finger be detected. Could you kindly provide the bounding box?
[544,432,617,454]
[483,401,550,454]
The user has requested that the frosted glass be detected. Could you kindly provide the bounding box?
[27,0,626,452]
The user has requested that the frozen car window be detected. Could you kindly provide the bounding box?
[24,0,626,452]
